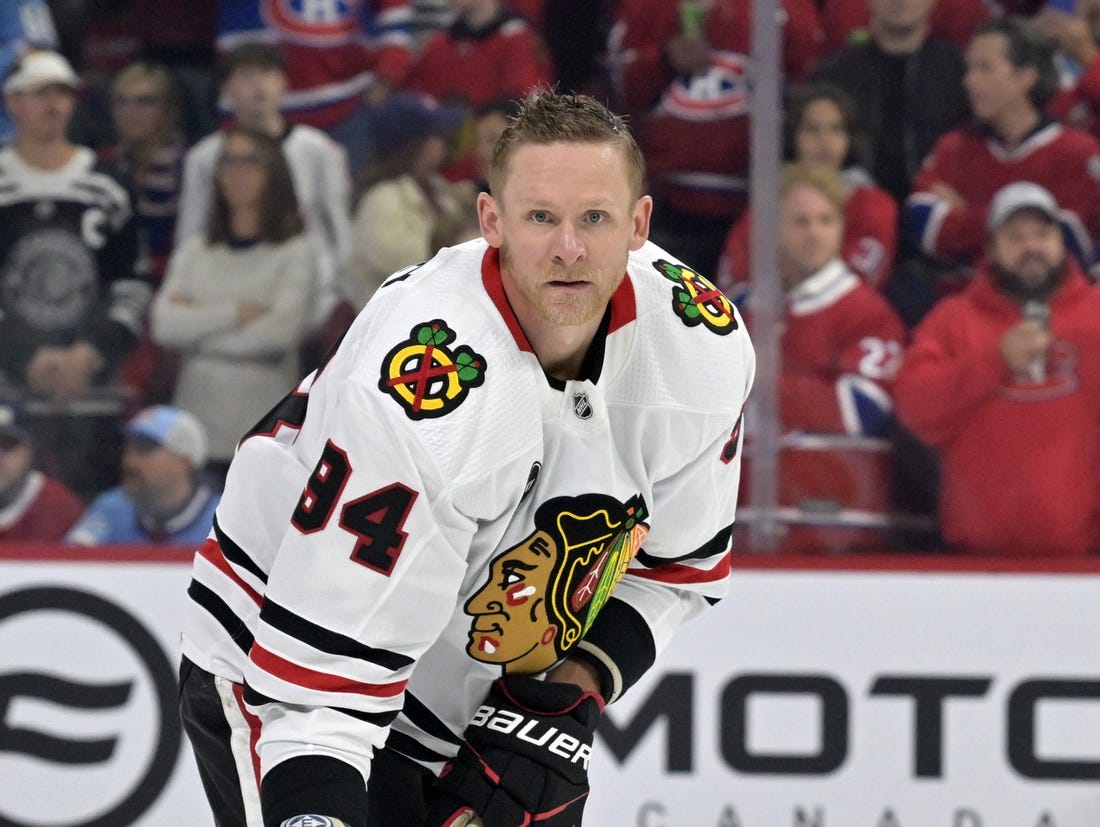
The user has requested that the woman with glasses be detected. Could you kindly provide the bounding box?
[150,127,315,486]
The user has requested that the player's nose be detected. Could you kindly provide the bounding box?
[551,222,585,265]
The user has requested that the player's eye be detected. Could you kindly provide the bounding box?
[530,210,550,223]
[585,212,606,224]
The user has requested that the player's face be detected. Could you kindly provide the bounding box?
[223,65,286,124]
[778,183,844,289]
[7,84,74,143]
[478,141,652,333]
[0,438,32,496]
[111,78,167,146]
[990,211,1066,289]
[965,34,1036,123]
[795,99,850,171]
[465,530,559,671]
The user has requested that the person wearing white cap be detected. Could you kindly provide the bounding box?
[0,47,153,498]
[895,180,1100,557]
[65,405,221,546]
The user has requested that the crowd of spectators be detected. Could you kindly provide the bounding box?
[2,0,1098,556]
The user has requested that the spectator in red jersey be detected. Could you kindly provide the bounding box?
[405,0,553,181]
[0,400,84,543]
[607,0,824,279]
[820,0,992,55]
[734,163,906,555]
[896,181,1100,556]
[407,0,551,110]
[717,82,898,298]
[810,0,970,207]
[905,16,1100,279]
[757,163,906,438]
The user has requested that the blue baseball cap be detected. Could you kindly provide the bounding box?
[124,405,207,467]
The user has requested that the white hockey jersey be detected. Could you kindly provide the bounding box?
[180,237,755,787]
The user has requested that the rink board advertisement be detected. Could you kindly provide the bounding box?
[1,548,1098,826]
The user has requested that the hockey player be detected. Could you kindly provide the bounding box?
[178,88,755,827]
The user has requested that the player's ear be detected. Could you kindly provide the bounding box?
[479,191,504,248]
[629,195,653,251]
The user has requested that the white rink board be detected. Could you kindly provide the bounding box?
[1,550,1098,826]
[588,565,1100,827]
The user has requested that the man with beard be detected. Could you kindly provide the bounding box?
[65,405,219,546]
[895,181,1100,556]
[176,88,754,827]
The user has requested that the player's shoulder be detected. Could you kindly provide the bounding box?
[335,238,542,420]
[617,240,753,411]
[627,240,750,348]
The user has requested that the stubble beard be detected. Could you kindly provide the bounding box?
[501,247,615,328]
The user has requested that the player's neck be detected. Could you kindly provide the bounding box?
[526,319,601,382]
[13,136,76,171]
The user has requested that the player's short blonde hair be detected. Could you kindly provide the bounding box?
[779,162,847,214]
[488,86,646,200]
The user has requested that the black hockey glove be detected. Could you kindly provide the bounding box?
[425,675,604,827]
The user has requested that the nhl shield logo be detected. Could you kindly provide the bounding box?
[572,392,593,420]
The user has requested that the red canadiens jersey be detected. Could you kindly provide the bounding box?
[405,10,552,110]
[906,121,1100,271]
[180,238,754,788]
[217,0,414,128]
[895,263,1100,556]
[607,0,824,220]
[718,170,898,293]
[0,471,85,542]
[749,260,906,436]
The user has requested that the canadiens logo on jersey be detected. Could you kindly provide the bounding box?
[464,493,649,675]
[655,259,738,335]
[379,320,486,419]
[261,0,360,42]
[663,51,751,121]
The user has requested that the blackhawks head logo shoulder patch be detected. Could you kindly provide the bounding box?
[379,320,486,420]
[655,259,738,335]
